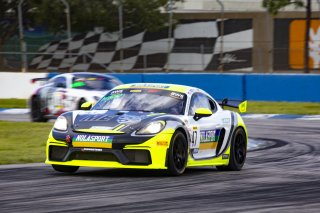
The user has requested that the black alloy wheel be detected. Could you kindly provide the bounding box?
[234,130,246,166]
[216,128,247,171]
[167,131,188,176]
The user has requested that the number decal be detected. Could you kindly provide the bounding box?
[190,126,200,149]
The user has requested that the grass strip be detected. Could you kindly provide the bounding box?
[0,121,53,165]
[245,101,320,115]
[0,99,28,108]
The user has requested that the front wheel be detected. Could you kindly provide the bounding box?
[216,128,247,171]
[30,96,48,122]
[52,165,79,173]
[167,131,188,176]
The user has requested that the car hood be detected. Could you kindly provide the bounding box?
[72,110,175,134]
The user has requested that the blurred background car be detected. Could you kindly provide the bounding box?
[29,72,122,122]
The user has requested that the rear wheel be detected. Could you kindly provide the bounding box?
[216,128,247,171]
[30,96,48,122]
[52,165,79,173]
[167,131,188,176]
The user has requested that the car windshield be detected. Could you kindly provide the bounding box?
[71,74,120,91]
[92,88,187,115]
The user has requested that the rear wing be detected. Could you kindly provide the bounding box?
[217,99,247,113]
[30,77,49,84]
[30,72,60,84]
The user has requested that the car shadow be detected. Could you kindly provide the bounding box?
[49,166,219,178]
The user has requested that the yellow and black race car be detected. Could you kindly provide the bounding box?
[46,83,248,175]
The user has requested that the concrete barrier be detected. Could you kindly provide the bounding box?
[245,74,320,102]
[0,72,319,102]
[0,72,46,99]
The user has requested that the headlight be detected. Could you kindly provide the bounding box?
[136,121,165,135]
[54,116,67,131]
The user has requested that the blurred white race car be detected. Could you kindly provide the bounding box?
[29,72,122,122]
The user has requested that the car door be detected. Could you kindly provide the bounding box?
[187,92,223,160]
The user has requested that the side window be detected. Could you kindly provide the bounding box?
[208,99,217,112]
[188,93,211,116]
[53,77,66,88]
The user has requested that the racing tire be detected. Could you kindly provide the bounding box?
[167,131,188,176]
[52,165,79,173]
[78,98,86,110]
[216,128,247,171]
[30,96,48,122]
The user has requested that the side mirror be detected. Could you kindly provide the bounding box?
[81,102,92,110]
[193,108,212,121]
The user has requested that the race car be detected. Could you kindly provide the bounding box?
[46,83,248,175]
[29,72,122,122]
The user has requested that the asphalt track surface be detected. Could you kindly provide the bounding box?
[0,117,320,212]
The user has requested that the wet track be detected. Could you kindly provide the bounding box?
[1,118,320,212]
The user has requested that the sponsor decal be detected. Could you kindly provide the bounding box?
[130,89,142,93]
[81,148,103,152]
[117,114,144,124]
[198,129,221,150]
[200,130,219,142]
[170,92,184,100]
[222,118,231,124]
[73,134,113,143]
[199,142,217,150]
[79,114,116,122]
[222,154,229,159]
[111,90,123,94]
[157,141,168,146]
[131,84,170,89]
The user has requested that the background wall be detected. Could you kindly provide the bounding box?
[0,72,46,99]
[1,72,318,102]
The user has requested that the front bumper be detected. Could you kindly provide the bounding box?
[45,129,174,169]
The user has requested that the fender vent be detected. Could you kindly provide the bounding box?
[69,152,119,162]
[216,128,225,155]
[123,150,151,165]
[49,146,68,161]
